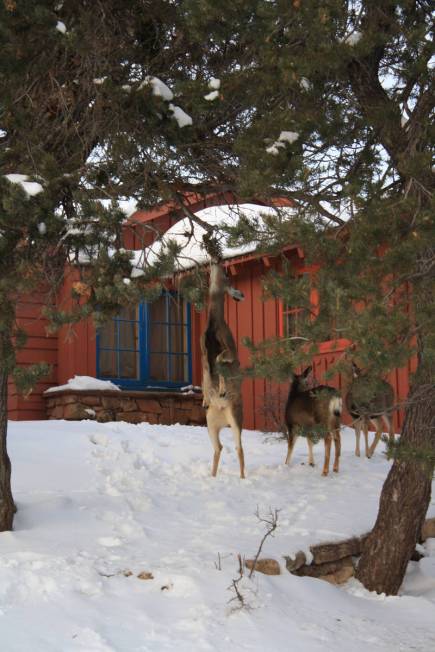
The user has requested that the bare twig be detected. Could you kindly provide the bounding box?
[248,507,280,578]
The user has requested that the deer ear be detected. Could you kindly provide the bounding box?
[302,366,312,378]
[351,362,360,377]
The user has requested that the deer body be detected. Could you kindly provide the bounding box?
[200,263,245,479]
[284,367,342,476]
[345,365,395,458]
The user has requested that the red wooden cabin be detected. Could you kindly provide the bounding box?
[9,194,415,431]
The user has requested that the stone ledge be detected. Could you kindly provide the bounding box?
[44,388,205,426]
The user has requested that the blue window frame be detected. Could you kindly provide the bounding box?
[96,291,192,389]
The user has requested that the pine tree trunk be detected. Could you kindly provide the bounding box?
[356,372,435,595]
[0,368,15,531]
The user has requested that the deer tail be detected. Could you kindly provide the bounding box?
[329,396,343,418]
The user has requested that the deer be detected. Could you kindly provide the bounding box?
[284,366,343,476]
[200,261,245,479]
[345,362,395,458]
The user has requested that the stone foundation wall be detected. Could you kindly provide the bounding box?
[44,389,206,426]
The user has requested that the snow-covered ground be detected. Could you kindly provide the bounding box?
[2,421,435,652]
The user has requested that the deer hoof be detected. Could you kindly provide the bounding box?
[309,463,315,468]
[355,451,360,457]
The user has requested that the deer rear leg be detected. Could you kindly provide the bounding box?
[363,419,371,458]
[206,411,223,477]
[228,414,245,479]
[367,418,383,458]
[285,431,298,466]
[333,430,341,473]
[307,438,315,467]
[354,418,362,457]
[322,434,332,476]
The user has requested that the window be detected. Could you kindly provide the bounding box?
[97,292,191,389]
[280,271,313,341]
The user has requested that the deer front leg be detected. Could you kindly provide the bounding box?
[367,418,383,458]
[307,437,315,467]
[322,434,332,476]
[333,430,341,473]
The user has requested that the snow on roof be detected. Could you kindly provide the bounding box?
[4,174,44,197]
[130,203,293,277]
[44,375,121,394]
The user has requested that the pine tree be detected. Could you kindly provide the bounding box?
[0,0,181,530]
[104,0,432,595]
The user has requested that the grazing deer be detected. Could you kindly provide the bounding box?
[285,366,342,476]
[345,362,395,458]
[200,262,245,479]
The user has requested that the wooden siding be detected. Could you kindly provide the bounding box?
[8,292,58,421]
[56,267,97,385]
[191,258,414,433]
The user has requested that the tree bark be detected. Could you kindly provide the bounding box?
[0,368,15,531]
[356,374,435,594]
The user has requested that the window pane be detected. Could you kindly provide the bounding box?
[170,355,189,382]
[118,319,138,352]
[149,354,168,381]
[99,320,116,348]
[99,350,117,377]
[119,351,139,379]
[149,325,169,353]
[168,296,186,324]
[149,294,167,323]
[170,324,187,355]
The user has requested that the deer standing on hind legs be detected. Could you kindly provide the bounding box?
[345,362,395,458]
[200,261,245,479]
[284,366,343,476]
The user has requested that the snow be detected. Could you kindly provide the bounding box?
[140,76,174,101]
[208,77,221,90]
[130,203,293,275]
[44,376,121,394]
[168,104,193,127]
[343,31,362,46]
[266,131,299,155]
[4,174,44,197]
[300,77,312,91]
[204,90,219,101]
[56,21,67,34]
[2,420,435,652]
[279,131,300,144]
[93,77,107,85]
[37,222,47,235]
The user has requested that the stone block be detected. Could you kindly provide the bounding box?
[119,398,138,412]
[63,403,90,420]
[81,396,102,407]
[60,394,79,405]
[137,399,162,414]
[102,396,122,410]
[116,411,146,424]
[96,409,115,423]
[49,405,64,419]
[245,558,281,575]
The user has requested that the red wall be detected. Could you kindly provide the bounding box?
[191,258,413,433]
[8,292,58,420]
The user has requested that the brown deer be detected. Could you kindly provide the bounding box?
[284,367,342,476]
[345,362,395,458]
[200,262,245,479]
